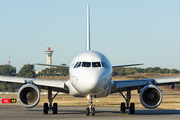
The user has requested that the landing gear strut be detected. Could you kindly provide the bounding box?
[43,87,59,114]
[86,95,95,116]
[119,87,135,114]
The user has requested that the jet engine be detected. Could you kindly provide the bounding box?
[18,84,40,108]
[140,84,162,109]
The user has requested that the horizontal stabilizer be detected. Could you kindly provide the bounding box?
[112,63,143,68]
[33,63,69,68]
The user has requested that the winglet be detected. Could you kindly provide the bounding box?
[87,5,90,51]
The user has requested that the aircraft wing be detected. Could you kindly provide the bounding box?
[0,75,69,93]
[111,76,180,93]
[112,63,143,68]
[33,63,69,68]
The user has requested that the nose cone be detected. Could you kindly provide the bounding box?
[72,69,104,95]
[81,76,99,93]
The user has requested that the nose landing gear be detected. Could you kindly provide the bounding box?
[86,95,95,116]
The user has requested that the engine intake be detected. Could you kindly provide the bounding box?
[18,84,40,108]
[140,84,162,109]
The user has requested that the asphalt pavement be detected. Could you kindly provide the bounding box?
[0,105,180,120]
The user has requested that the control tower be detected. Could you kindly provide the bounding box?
[45,47,54,68]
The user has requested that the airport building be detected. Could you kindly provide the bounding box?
[45,47,54,68]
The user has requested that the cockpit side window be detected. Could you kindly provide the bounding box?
[74,62,81,68]
[76,62,81,68]
[82,62,91,67]
[101,62,109,68]
[92,62,101,67]
[74,62,79,68]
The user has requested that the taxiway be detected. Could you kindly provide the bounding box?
[0,105,180,120]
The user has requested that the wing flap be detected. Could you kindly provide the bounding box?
[114,80,150,89]
[154,76,180,85]
[33,79,67,89]
[0,76,26,84]
[112,76,180,94]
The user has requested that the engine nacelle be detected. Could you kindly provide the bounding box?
[140,84,162,109]
[18,84,40,108]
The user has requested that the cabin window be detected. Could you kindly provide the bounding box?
[82,62,91,67]
[92,62,101,67]
[101,62,108,68]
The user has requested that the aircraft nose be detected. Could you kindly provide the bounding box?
[82,76,98,91]
[75,73,102,94]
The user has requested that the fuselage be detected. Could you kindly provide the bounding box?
[66,51,114,97]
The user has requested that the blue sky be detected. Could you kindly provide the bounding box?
[0,0,180,72]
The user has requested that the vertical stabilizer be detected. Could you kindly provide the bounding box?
[87,5,90,51]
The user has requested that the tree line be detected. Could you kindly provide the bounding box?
[0,64,69,78]
[0,64,180,78]
[0,64,68,91]
[112,67,180,76]
[37,66,68,77]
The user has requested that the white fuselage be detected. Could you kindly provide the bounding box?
[66,51,114,97]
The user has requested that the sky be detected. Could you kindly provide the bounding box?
[0,0,180,72]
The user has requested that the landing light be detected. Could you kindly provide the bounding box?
[87,95,90,99]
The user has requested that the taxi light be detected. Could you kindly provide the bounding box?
[1,98,17,103]
[87,95,90,99]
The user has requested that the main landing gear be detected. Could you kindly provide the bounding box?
[119,87,135,114]
[44,87,59,114]
[86,95,95,116]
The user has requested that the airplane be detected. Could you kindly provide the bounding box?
[1,5,180,116]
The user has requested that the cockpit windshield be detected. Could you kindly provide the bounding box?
[92,62,101,67]
[73,61,108,68]
[82,62,91,67]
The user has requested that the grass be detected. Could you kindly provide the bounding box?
[1,93,180,110]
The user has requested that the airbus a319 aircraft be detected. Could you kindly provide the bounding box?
[1,5,180,116]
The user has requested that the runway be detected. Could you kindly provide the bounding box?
[1,105,180,120]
